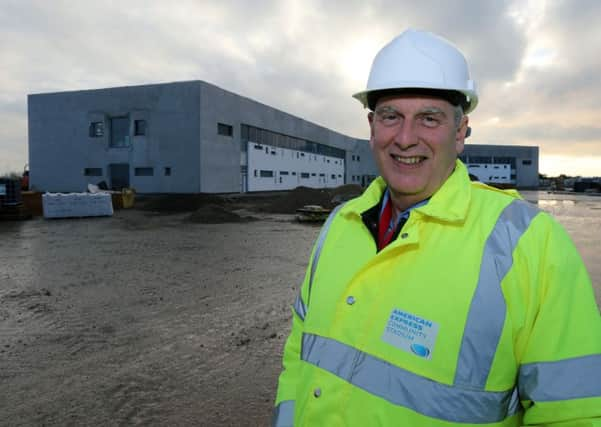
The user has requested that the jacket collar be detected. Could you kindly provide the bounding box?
[341,160,471,224]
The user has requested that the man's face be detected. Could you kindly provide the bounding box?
[368,94,468,208]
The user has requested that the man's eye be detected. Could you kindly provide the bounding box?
[380,113,400,123]
[422,116,440,127]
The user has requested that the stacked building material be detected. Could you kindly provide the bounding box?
[42,192,113,219]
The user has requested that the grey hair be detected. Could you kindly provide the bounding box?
[453,104,464,128]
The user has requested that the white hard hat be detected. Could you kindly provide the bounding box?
[353,29,478,114]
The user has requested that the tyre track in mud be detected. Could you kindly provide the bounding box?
[0,211,316,426]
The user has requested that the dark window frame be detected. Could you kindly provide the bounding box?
[134,167,154,176]
[110,116,130,148]
[217,123,233,137]
[89,122,104,138]
[84,167,102,176]
[134,119,146,136]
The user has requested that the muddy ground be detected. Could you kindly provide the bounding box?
[1,188,600,427]
[0,187,360,427]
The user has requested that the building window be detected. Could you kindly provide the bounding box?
[110,116,130,147]
[260,170,273,178]
[84,168,102,176]
[218,123,233,137]
[135,167,154,176]
[280,171,289,175]
[331,174,336,179]
[271,150,276,155]
[164,167,171,176]
[300,172,310,179]
[357,156,360,162]
[249,127,258,142]
[522,160,532,165]
[134,120,146,136]
[254,170,258,177]
[338,174,342,178]
[254,144,263,150]
[89,122,104,137]
[352,155,355,161]
[311,173,316,176]
[319,173,325,177]
[292,172,297,176]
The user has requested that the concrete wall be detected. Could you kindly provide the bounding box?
[346,138,378,187]
[198,84,243,193]
[29,82,202,193]
[28,80,377,193]
[28,80,540,194]
[199,81,368,193]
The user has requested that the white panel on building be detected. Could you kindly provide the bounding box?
[246,142,344,191]
[467,163,511,184]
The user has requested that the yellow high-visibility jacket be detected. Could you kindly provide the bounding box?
[274,161,601,426]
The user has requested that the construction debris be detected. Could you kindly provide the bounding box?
[295,205,331,222]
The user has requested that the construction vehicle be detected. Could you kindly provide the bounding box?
[0,177,32,220]
[295,205,331,222]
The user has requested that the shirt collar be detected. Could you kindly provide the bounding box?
[379,188,429,230]
[341,160,472,224]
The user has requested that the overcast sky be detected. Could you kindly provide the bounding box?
[1,0,600,177]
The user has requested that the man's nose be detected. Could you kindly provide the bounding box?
[393,120,418,149]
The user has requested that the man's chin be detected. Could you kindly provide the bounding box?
[388,185,426,198]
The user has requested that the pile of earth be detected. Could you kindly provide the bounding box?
[254,184,363,214]
[185,204,255,224]
[135,194,228,213]
[133,184,364,218]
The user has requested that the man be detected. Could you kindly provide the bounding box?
[273,29,601,426]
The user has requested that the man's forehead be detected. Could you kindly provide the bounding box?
[375,95,452,113]
[376,94,453,110]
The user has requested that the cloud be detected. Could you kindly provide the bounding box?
[0,0,600,176]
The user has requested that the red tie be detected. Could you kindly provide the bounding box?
[378,198,395,251]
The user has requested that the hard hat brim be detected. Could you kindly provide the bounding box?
[353,86,478,114]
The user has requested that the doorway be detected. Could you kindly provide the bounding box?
[109,163,130,190]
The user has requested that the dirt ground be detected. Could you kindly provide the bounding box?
[1,188,600,427]
[0,188,360,427]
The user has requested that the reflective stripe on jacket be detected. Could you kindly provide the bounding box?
[274,160,601,426]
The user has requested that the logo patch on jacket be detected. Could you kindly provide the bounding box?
[382,308,439,360]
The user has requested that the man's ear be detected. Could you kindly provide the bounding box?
[368,112,375,149]
[455,115,469,154]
